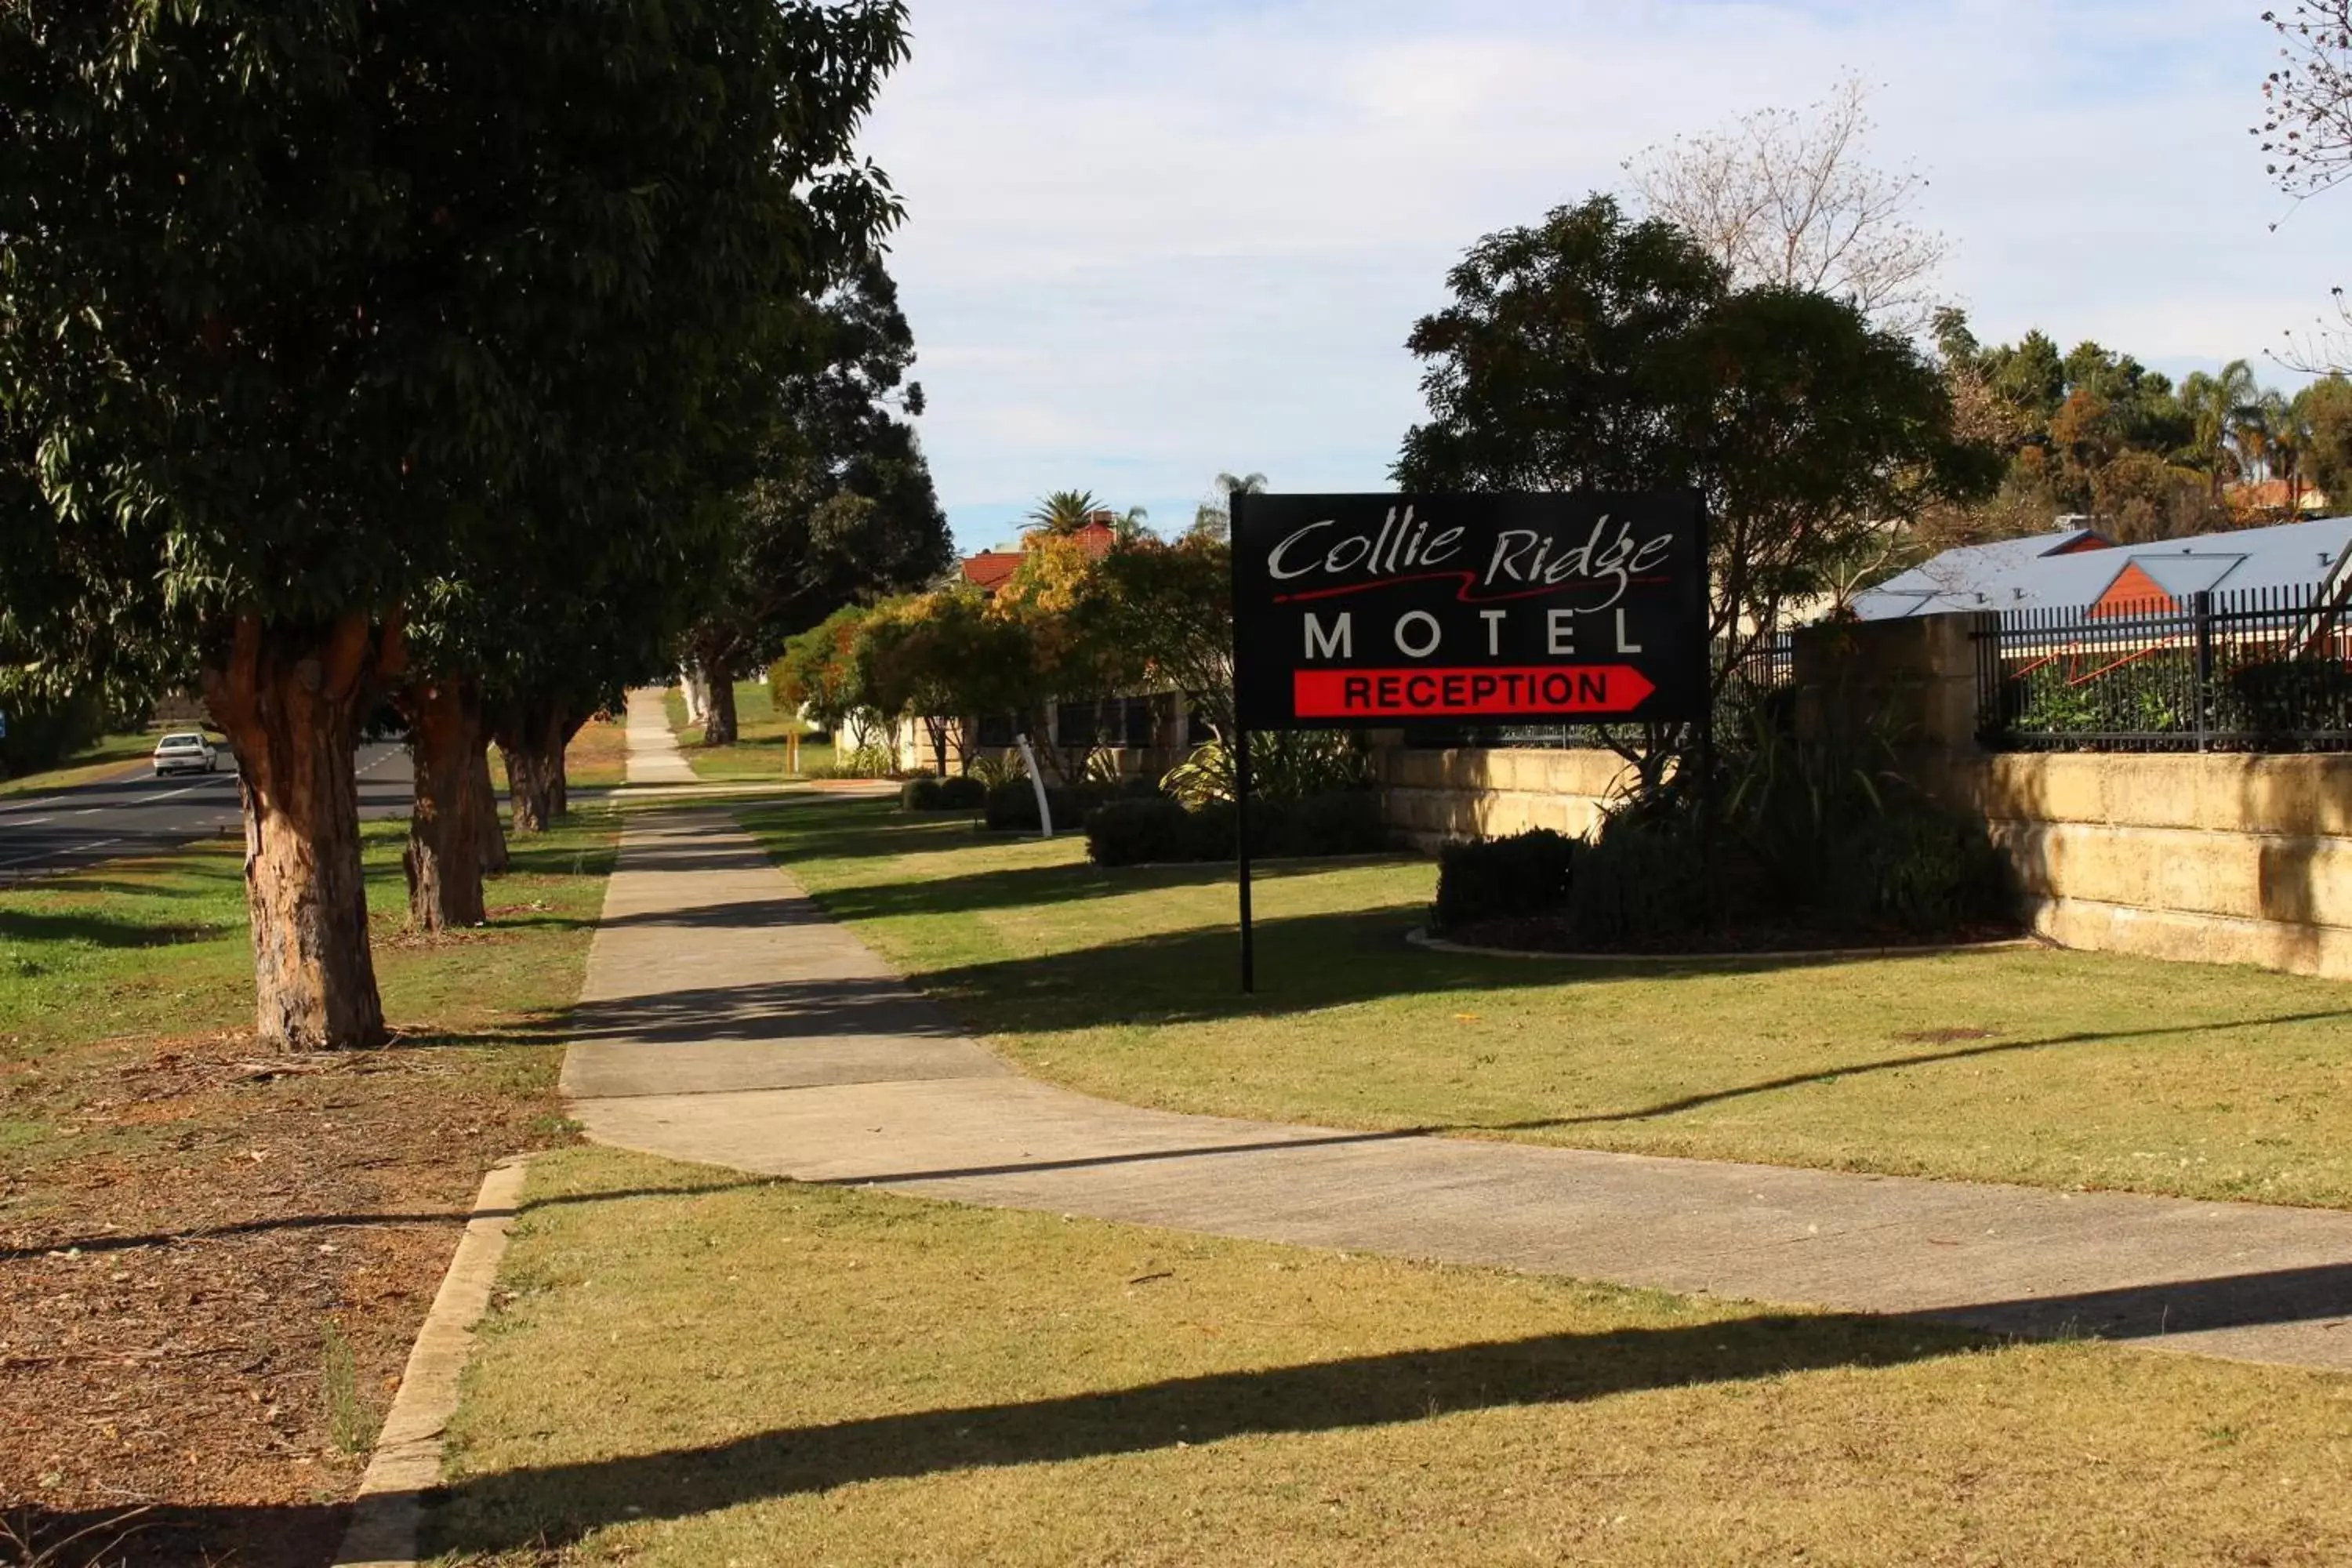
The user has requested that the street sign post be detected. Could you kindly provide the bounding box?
[1227,491,1710,990]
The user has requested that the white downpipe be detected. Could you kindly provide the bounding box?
[1014,733,1052,840]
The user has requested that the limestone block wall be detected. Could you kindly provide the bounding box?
[1945,751,2352,980]
[1377,746,1634,851]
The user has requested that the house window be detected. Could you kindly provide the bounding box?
[1054,701,1099,746]
[977,714,1014,748]
[1123,697,1156,749]
[1185,706,1214,746]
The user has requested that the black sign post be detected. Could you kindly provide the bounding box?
[1227,491,1709,992]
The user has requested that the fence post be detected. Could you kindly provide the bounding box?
[2192,591,2214,753]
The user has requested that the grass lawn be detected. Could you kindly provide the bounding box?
[432,1144,2352,1567]
[735,797,2352,1211]
[0,724,194,797]
[665,678,835,781]
[0,810,616,1566]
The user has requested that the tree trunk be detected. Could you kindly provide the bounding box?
[501,742,549,834]
[474,740,508,877]
[550,713,584,818]
[702,659,739,746]
[496,704,568,833]
[401,673,486,931]
[201,612,394,1051]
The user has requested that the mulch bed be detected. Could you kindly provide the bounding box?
[0,1029,566,1566]
[1440,914,2027,957]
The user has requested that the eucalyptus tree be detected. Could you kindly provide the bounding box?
[0,0,912,1044]
[682,261,952,746]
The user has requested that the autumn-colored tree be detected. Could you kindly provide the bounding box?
[988,532,1149,779]
[855,590,1038,773]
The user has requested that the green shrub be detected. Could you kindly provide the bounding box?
[1432,829,1577,931]
[985,779,1115,833]
[1279,789,1386,858]
[936,774,987,809]
[899,775,943,810]
[1084,797,1198,866]
[1814,809,2011,933]
[1083,790,1388,867]
[1563,818,1708,946]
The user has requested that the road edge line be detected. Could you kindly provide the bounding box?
[331,1154,529,1568]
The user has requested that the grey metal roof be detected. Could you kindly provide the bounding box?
[1851,515,2352,619]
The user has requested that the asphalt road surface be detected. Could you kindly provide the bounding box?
[0,741,412,880]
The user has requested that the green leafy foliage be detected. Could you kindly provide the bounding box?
[899,775,985,811]
[1083,792,1385,867]
[1394,194,1994,796]
[686,260,953,728]
[1160,734,1372,808]
[1432,829,1578,931]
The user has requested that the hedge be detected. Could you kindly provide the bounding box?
[1083,789,1385,866]
[901,774,988,811]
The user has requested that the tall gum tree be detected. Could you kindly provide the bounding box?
[684,261,953,745]
[1,1,913,1045]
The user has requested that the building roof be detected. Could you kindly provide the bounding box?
[2225,477,2333,514]
[1851,515,2352,620]
[956,519,1120,591]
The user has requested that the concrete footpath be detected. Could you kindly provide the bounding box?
[564,804,2352,1374]
[622,688,698,786]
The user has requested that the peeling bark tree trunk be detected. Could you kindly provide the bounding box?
[550,713,584,818]
[473,739,508,876]
[701,659,739,746]
[499,740,549,834]
[201,612,395,1051]
[495,702,568,834]
[401,673,487,931]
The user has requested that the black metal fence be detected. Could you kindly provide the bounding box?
[1471,633,1794,751]
[1973,583,2352,753]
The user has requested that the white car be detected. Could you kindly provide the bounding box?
[151,731,221,775]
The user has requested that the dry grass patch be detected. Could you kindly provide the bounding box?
[434,1145,2352,1567]
[735,797,2352,1210]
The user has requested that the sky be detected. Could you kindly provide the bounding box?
[858,1,2352,554]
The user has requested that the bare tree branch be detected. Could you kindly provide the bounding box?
[1624,72,1949,337]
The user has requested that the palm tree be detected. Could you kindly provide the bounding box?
[1025,489,1105,534]
[2257,390,2315,512]
[1025,489,1150,541]
[1188,470,1270,543]
[2181,360,2261,503]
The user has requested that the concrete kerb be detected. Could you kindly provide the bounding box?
[331,1156,529,1568]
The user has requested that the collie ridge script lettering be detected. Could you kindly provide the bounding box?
[1230,492,1708,729]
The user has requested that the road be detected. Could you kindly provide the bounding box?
[0,742,412,880]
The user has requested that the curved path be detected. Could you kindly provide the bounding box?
[564,808,2352,1374]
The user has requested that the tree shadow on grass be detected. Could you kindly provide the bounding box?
[0,907,238,949]
[20,1254,2352,1563]
[426,1310,1984,1554]
[420,1262,2348,1557]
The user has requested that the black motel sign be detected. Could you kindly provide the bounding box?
[1230,492,1709,729]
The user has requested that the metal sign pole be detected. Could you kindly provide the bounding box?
[1230,490,1257,994]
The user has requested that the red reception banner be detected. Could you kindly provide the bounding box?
[1291,665,1657,719]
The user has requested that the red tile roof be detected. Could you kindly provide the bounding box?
[957,520,1119,590]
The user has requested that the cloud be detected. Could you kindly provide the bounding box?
[868,2,2350,547]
